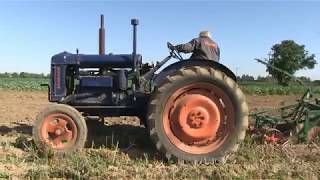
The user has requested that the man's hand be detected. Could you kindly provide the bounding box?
[171,45,180,51]
[168,45,175,51]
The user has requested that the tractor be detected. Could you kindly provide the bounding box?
[32,15,248,163]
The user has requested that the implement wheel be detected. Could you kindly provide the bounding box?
[307,126,320,143]
[33,104,87,154]
[148,65,248,163]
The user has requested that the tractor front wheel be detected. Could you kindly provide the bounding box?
[147,66,248,163]
[33,104,87,154]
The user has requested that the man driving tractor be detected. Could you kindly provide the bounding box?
[171,31,220,62]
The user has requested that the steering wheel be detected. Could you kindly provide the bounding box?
[167,42,184,61]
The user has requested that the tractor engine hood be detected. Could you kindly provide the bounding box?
[51,51,142,68]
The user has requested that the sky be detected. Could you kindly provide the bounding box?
[0,1,319,79]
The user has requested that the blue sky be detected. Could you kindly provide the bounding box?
[0,1,319,79]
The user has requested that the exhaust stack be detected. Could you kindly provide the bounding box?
[99,14,105,55]
[131,19,139,55]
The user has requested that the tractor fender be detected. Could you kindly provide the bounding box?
[153,59,237,86]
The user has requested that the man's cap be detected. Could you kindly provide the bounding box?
[199,31,212,38]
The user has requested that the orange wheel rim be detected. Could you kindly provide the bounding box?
[40,113,78,150]
[308,126,320,142]
[163,82,235,154]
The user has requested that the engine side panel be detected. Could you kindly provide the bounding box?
[49,51,142,103]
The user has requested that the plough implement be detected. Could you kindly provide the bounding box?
[250,59,320,143]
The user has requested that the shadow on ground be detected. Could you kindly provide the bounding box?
[86,120,157,159]
[0,120,157,159]
[0,122,32,136]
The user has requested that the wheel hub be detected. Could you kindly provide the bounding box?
[170,93,221,145]
[187,107,209,129]
[40,113,77,149]
[55,128,62,136]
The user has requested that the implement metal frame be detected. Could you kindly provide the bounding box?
[251,88,320,142]
[251,59,320,142]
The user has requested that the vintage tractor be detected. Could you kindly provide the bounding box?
[32,15,248,163]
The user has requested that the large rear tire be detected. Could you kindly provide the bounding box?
[147,65,248,163]
[33,104,87,154]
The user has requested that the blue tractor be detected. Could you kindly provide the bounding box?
[33,15,248,163]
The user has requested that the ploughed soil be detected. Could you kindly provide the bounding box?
[0,91,301,123]
[0,91,319,179]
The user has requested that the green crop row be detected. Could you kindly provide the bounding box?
[1,77,320,95]
[240,83,320,95]
[0,78,49,91]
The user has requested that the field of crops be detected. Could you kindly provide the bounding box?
[0,78,48,91]
[1,78,320,95]
[240,81,320,95]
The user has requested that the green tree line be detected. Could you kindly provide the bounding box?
[237,74,313,83]
[0,72,49,78]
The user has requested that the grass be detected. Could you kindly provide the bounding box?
[0,172,10,179]
[0,134,319,179]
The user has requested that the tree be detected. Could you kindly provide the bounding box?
[313,80,320,86]
[11,72,18,78]
[257,75,275,82]
[20,72,26,78]
[240,74,255,81]
[298,76,311,83]
[266,40,317,85]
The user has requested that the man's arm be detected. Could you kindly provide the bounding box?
[175,39,198,53]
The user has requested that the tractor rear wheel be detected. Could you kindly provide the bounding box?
[147,65,248,163]
[33,104,87,154]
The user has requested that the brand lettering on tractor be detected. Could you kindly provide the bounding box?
[55,66,61,89]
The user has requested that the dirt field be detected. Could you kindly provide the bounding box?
[0,91,319,179]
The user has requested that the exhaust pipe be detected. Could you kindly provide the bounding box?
[131,19,139,55]
[99,14,105,55]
